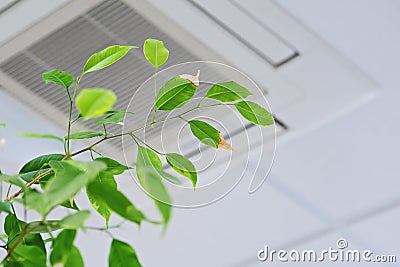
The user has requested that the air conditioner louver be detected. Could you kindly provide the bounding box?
[0,0,281,163]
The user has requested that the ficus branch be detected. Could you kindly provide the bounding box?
[3,222,43,261]
[4,103,231,202]
[151,68,158,123]
[66,74,83,156]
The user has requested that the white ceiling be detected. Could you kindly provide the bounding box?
[0,0,399,266]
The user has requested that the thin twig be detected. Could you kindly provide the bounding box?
[102,124,107,138]
[3,103,231,201]
[131,134,165,155]
[3,222,42,261]
[4,169,53,201]
[151,67,157,123]
[66,74,83,155]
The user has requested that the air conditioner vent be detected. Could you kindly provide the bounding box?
[0,0,282,157]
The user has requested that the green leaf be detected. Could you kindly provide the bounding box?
[94,112,123,125]
[8,244,46,267]
[19,154,63,184]
[132,164,181,185]
[0,174,26,189]
[26,221,61,234]
[94,157,130,175]
[166,153,197,188]
[60,210,90,230]
[152,168,182,185]
[83,45,137,74]
[42,69,74,89]
[234,101,274,126]
[17,133,64,143]
[87,171,117,227]
[60,199,80,211]
[93,110,134,125]
[0,201,12,213]
[65,246,84,267]
[19,154,64,174]
[205,81,252,102]
[109,239,142,267]
[0,123,6,127]
[189,120,219,148]
[68,130,105,139]
[155,77,197,110]
[4,214,46,255]
[143,38,169,68]
[20,160,106,216]
[50,230,76,266]
[136,146,171,225]
[4,213,23,242]
[106,110,134,115]
[135,168,172,225]
[20,169,52,183]
[86,182,146,225]
[136,146,162,169]
[75,88,117,119]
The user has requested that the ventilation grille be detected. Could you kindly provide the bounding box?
[0,0,208,146]
[0,0,282,156]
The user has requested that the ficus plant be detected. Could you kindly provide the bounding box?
[0,38,274,266]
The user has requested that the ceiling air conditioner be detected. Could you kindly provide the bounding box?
[0,0,378,194]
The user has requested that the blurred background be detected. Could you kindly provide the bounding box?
[0,0,399,266]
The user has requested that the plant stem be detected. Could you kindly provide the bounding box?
[4,103,232,201]
[131,134,165,155]
[103,124,107,138]
[3,222,42,261]
[6,184,11,198]
[69,137,111,157]
[151,67,157,123]
[4,169,54,201]
[66,74,83,156]
[89,149,95,160]
[91,148,104,157]
[86,221,125,231]
[177,115,189,122]
[196,96,206,108]
[4,155,68,201]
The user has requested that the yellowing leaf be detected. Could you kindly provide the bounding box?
[179,70,200,87]
[217,132,234,151]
